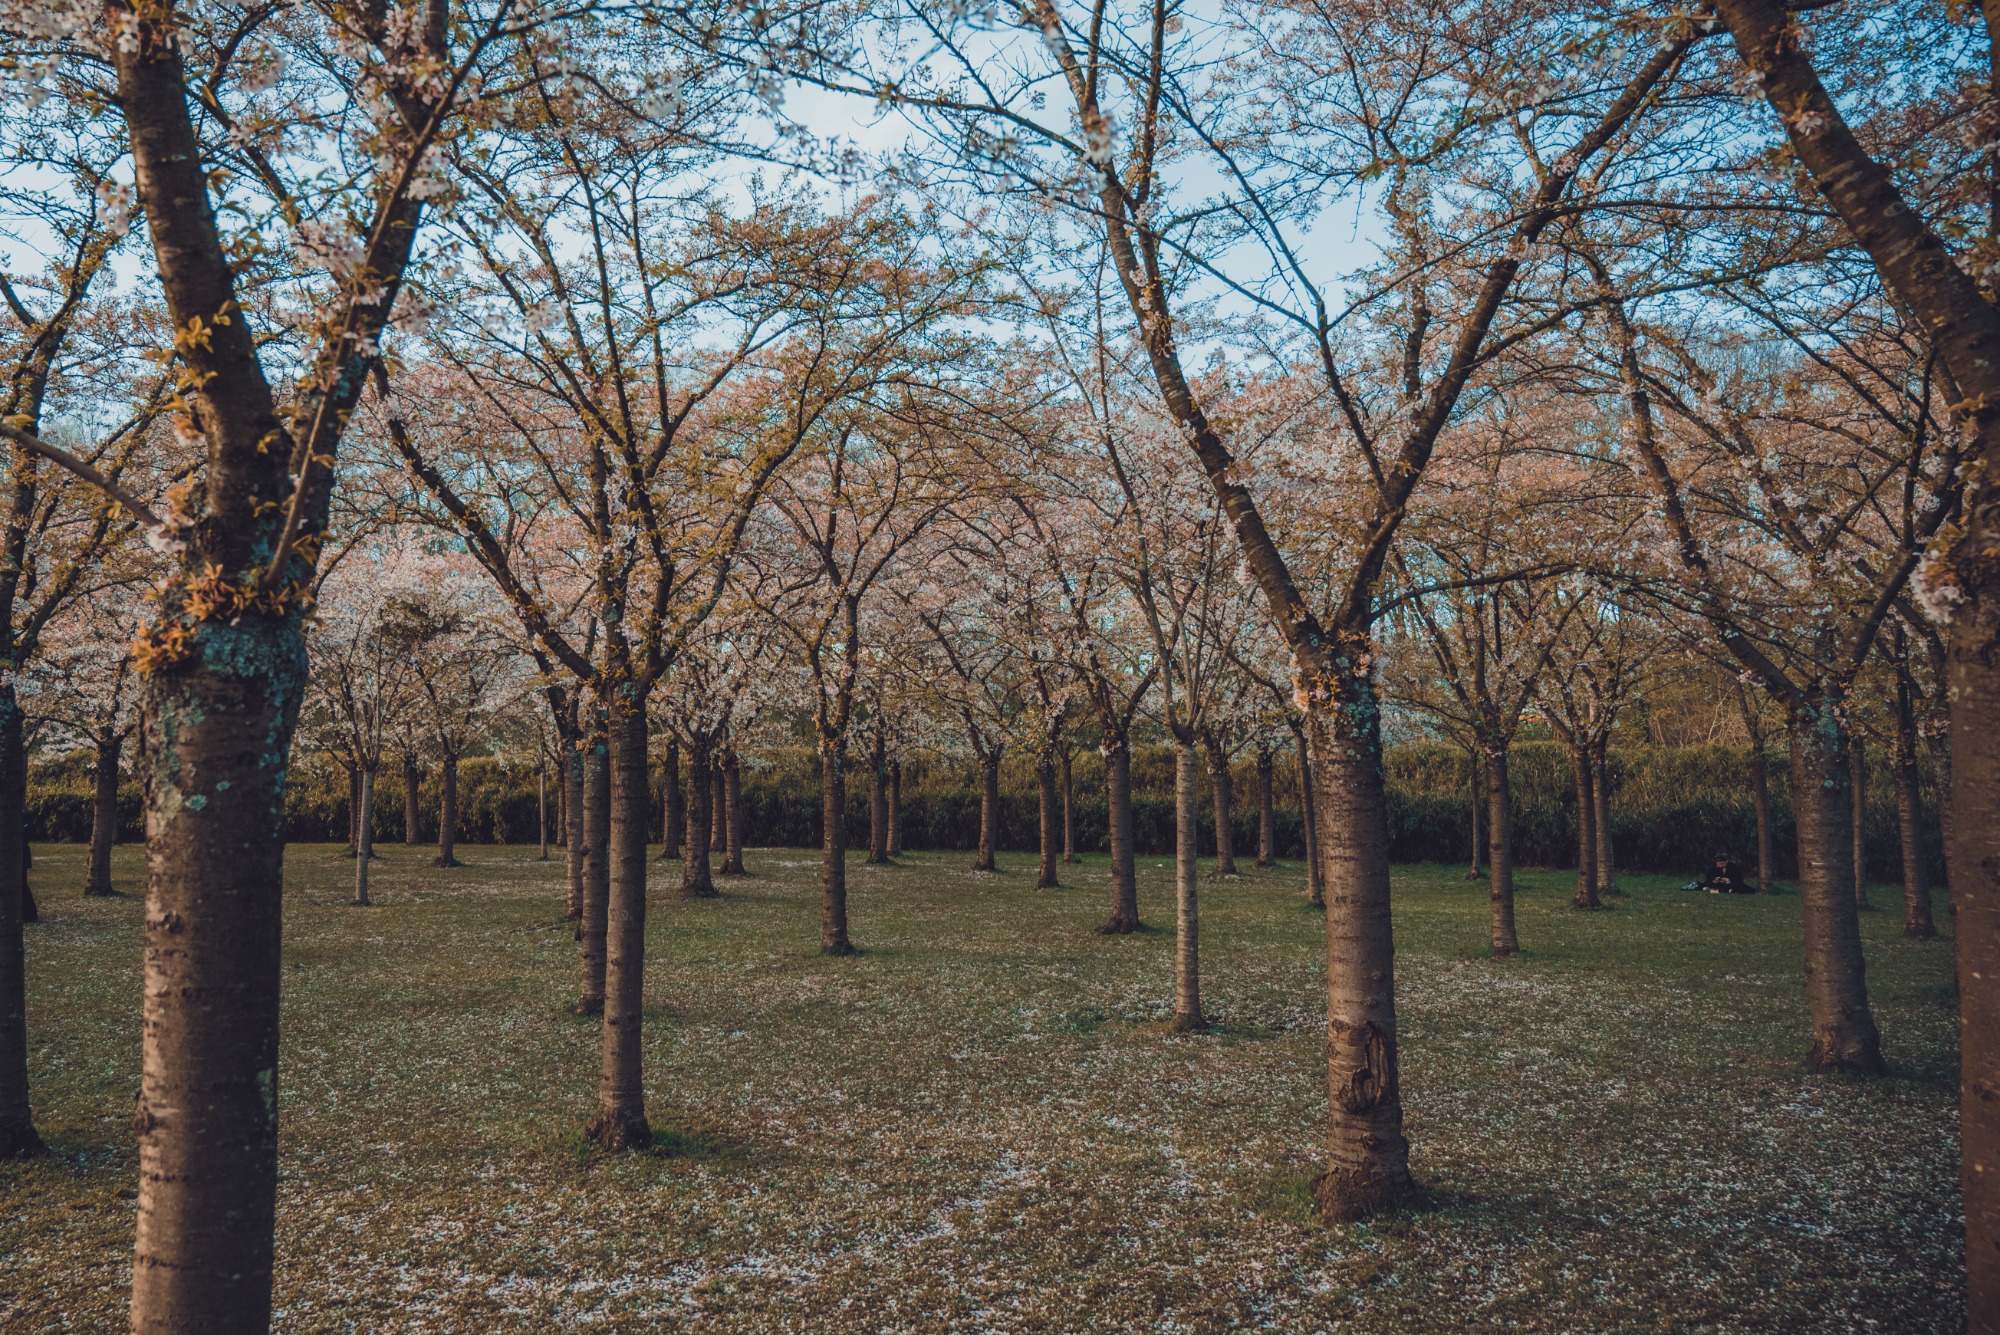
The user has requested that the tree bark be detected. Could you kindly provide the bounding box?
[1749,737,1776,895]
[577,731,610,1013]
[1303,668,1413,1222]
[584,699,651,1150]
[537,757,549,861]
[1466,748,1483,881]
[1171,738,1206,1030]
[820,742,854,954]
[710,767,725,853]
[85,733,123,897]
[564,741,584,921]
[0,685,41,1157]
[343,763,360,858]
[1294,728,1325,908]
[681,739,715,898]
[403,753,421,845]
[353,768,375,907]
[659,737,682,862]
[887,758,903,857]
[1061,749,1077,863]
[1255,747,1276,868]
[1893,665,1937,939]
[868,735,889,864]
[435,753,459,868]
[974,752,1000,872]
[1207,740,1236,877]
[1786,706,1886,1074]
[1035,749,1060,888]
[1097,738,1139,932]
[1486,748,1519,956]
[1851,734,1870,910]
[722,748,745,875]
[1592,737,1618,897]
[1570,745,1599,910]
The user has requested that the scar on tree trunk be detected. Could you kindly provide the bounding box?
[84,733,123,897]
[1097,739,1140,933]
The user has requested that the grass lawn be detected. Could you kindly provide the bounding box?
[3,842,1962,1332]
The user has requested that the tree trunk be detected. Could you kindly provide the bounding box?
[343,763,359,858]
[85,733,122,897]
[403,753,421,845]
[1466,748,1483,880]
[1061,749,1077,863]
[821,741,854,954]
[1851,734,1870,909]
[1592,737,1618,897]
[1036,749,1059,888]
[577,732,611,1013]
[0,685,41,1157]
[722,748,745,876]
[1294,729,1325,908]
[1207,741,1236,876]
[1786,705,1886,1073]
[1171,738,1205,1030]
[1486,747,1519,957]
[887,758,903,857]
[1098,739,1139,933]
[129,622,308,1328]
[868,735,889,864]
[1570,745,1599,910]
[659,737,682,862]
[564,741,584,921]
[1892,668,1936,940]
[435,753,459,868]
[1749,739,1776,895]
[1255,747,1276,868]
[353,768,375,907]
[1302,666,1413,1222]
[710,767,726,853]
[681,739,715,898]
[974,752,1000,872]
[584,699,651,1150]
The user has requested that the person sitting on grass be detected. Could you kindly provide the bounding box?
[1681,854,1757,895]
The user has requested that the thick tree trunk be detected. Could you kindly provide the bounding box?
[722,748,745,876]
[887,759,903,857]
[1570,745,1599,910]
[129,622,308,1329]
[1851,735,1870,909]
[1294,730,1325,908]
[868,736,889,864]
[821,742,854,954]
[1036,749,1060,889]
[403,754,421,845]
[1486,748,1520,956]
[1786,706,1886,1074]
[584,700,651,1150]
[974,752,1000,872]
[681,740,715,898]
[1098,739,1140,933]
[1061,749,1077,863]
[435,753,459,868]
[353,768,375,907]
[1207,741,1236,877]
[1466,750,1483,880]
[576,733,611,1013]
[1893,671,1936,940]
[0,686,41,1157]
[659,737,682,862]
[1255,747,1276,868]
[1592,738,1618,897]
[564,741,584,921]
[1302,666,1413,1222]
[1749,739,1776,894]
[85,733,122,897]
[1171,738,1205,1030]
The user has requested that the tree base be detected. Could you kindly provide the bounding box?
[721,864,745,877]
[1167,1011,1209,1033]
[1255,858,1276,870]
[1905,921,1938,940]
[1036,877,1060,890]
[1491,944,1520,959]
[83,883,117,897]
[1095,914,1140,935]
[1807,1031,1888,1076]
[575,997,603,1017]
[584,1107,652,1151]
[434,856,461,869]
[822,939,858,957]
[1571,897,1603,911]
[680,884,719,899]
[0,1119,45,1159]
[1313,1164,1416,1224]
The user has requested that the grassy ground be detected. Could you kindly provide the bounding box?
[3,842,1961,1333]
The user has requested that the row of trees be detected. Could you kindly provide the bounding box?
[0,0,1991,1327]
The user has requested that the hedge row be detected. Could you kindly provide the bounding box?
[27,739,1940,881]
